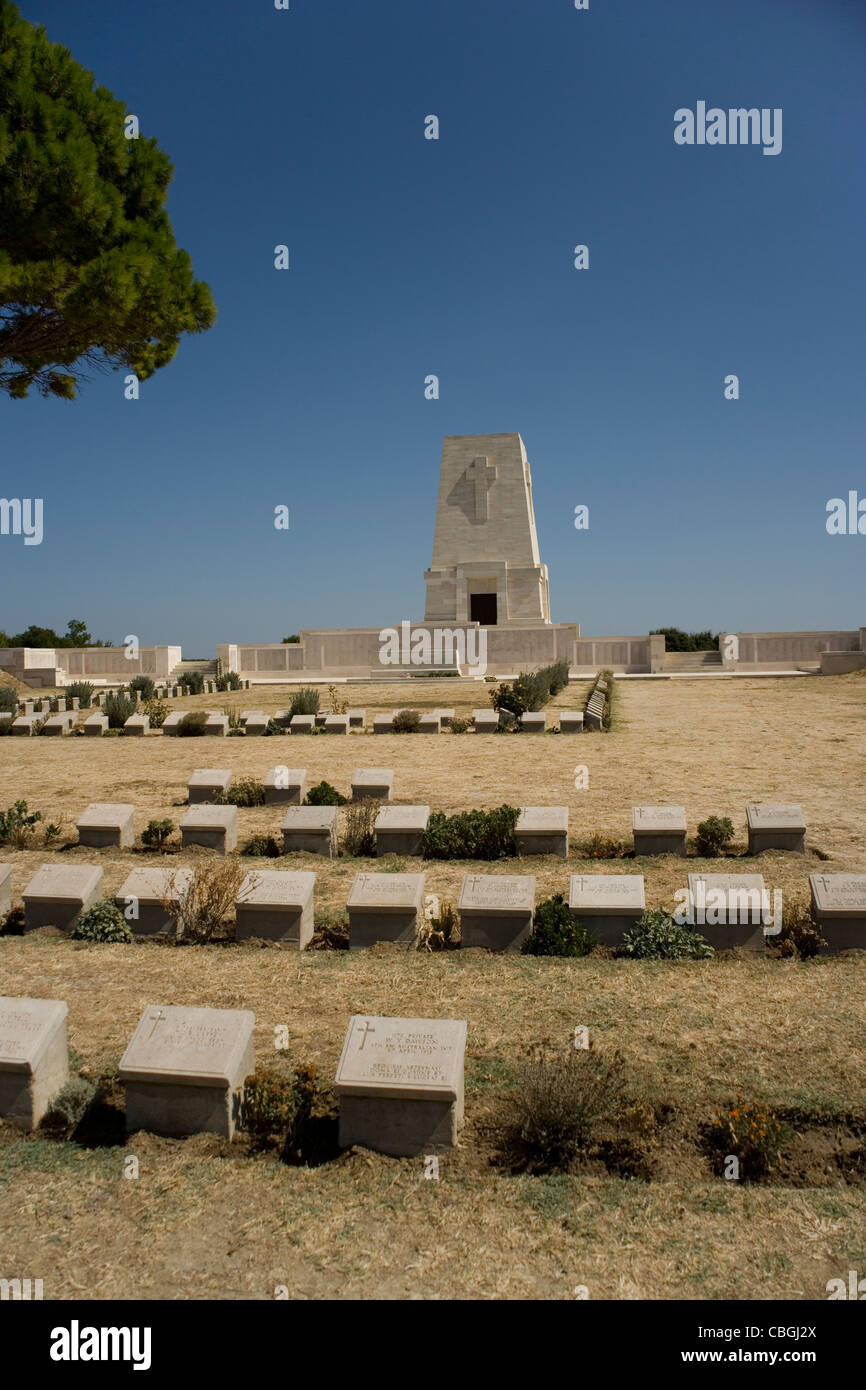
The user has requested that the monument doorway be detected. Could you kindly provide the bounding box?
[470,592,497,625]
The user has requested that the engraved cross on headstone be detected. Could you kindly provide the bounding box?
[356,1019,376,1050]
[146,1009,167,1039]
[467,456,497,522]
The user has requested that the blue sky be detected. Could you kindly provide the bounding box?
[2,0,864,652]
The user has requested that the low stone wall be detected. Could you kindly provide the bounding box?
[719,630,864,672]
[820,651,866,675]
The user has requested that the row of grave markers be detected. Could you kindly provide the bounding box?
[64,786,809,859]
[4,706,591,735]
[4,861,864,954]
[0,996,465,1156]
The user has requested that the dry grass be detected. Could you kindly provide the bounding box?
[1,673,865,1299]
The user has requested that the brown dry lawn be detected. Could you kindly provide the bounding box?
[1,673,865,1300]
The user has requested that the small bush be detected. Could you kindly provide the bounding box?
[166,860,247,943]
[243,834,281,857]
[449,717,470,733]
[768,900,827,960]
[222,778,266,807]
[142,697,168,728]
[505,1047,628,1173]
[392,708,420,733]
[141,818,174,850]
[290,688,320,716]
[522,894,596,957]
[129,676,155,700]
[179,671,204,694]
[0,686,18,714]
[707,1095,789,1177]
[43,821,63,844]
[622,908,714,960]
[342,799,379,856]
[306,780,347,806]
[579,834,627,860]
[422,805,519,860]
[215,672,241,691]
[241,1063,334,1164]
[41,1078,98,1138]
[71,899,133,943]
[695,815,735,858]
[64,681,94,709]
[418,898,459,951]
[327,684,348,714]
[177,711,208,737]
[0,800,42,847]
[104,691,136,729]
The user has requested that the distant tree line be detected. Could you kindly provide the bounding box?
[0,619,112,648]
[651,628,719,652]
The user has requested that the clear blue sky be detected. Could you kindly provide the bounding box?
[2,0,864,652]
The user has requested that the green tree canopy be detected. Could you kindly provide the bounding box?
[0,1,215,398]
[0,618,111,647]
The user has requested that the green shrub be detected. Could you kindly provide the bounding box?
[422,804,519,860]
[622,908,714,960]
[0,686,18,714]
[505,1047,628,1173]
[142,696,168,728]
[222,778,266,807]
[306,780,347,806]
[491,661,570,716]
[65,681,94,708]
[695,815,735,858]
[490,682,527,717]
[129,676,155,700]
[41,1078,97,1137]
[392,708,420,733]
[215,672,241,691]
[0,800,42,847]
[522,894,596,957]
[179,671,204,694]
[43,821,63,844]
[141,818,174,850]
[707,1095,789,1177]
[651,628,718,652]
[449,717,470,733]
[177,711,208,737]
[242,834,281,857]
[342,799,379,856]
[104,691,136,729]
[290,688,320,716]
[264,719,287,736]
[71,898,133,943]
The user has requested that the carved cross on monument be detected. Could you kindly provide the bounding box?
[356,1019,376,1050]
[146,1009,167,1039]
[467,455,497,522]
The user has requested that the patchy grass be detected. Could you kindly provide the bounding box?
[1,675,865,1297]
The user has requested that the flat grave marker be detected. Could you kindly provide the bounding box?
[347,872,425,949]
[119,1004,255,1139]
[458,873,535,951]
[335,1014,467,1156]
[0,997,69,1129]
